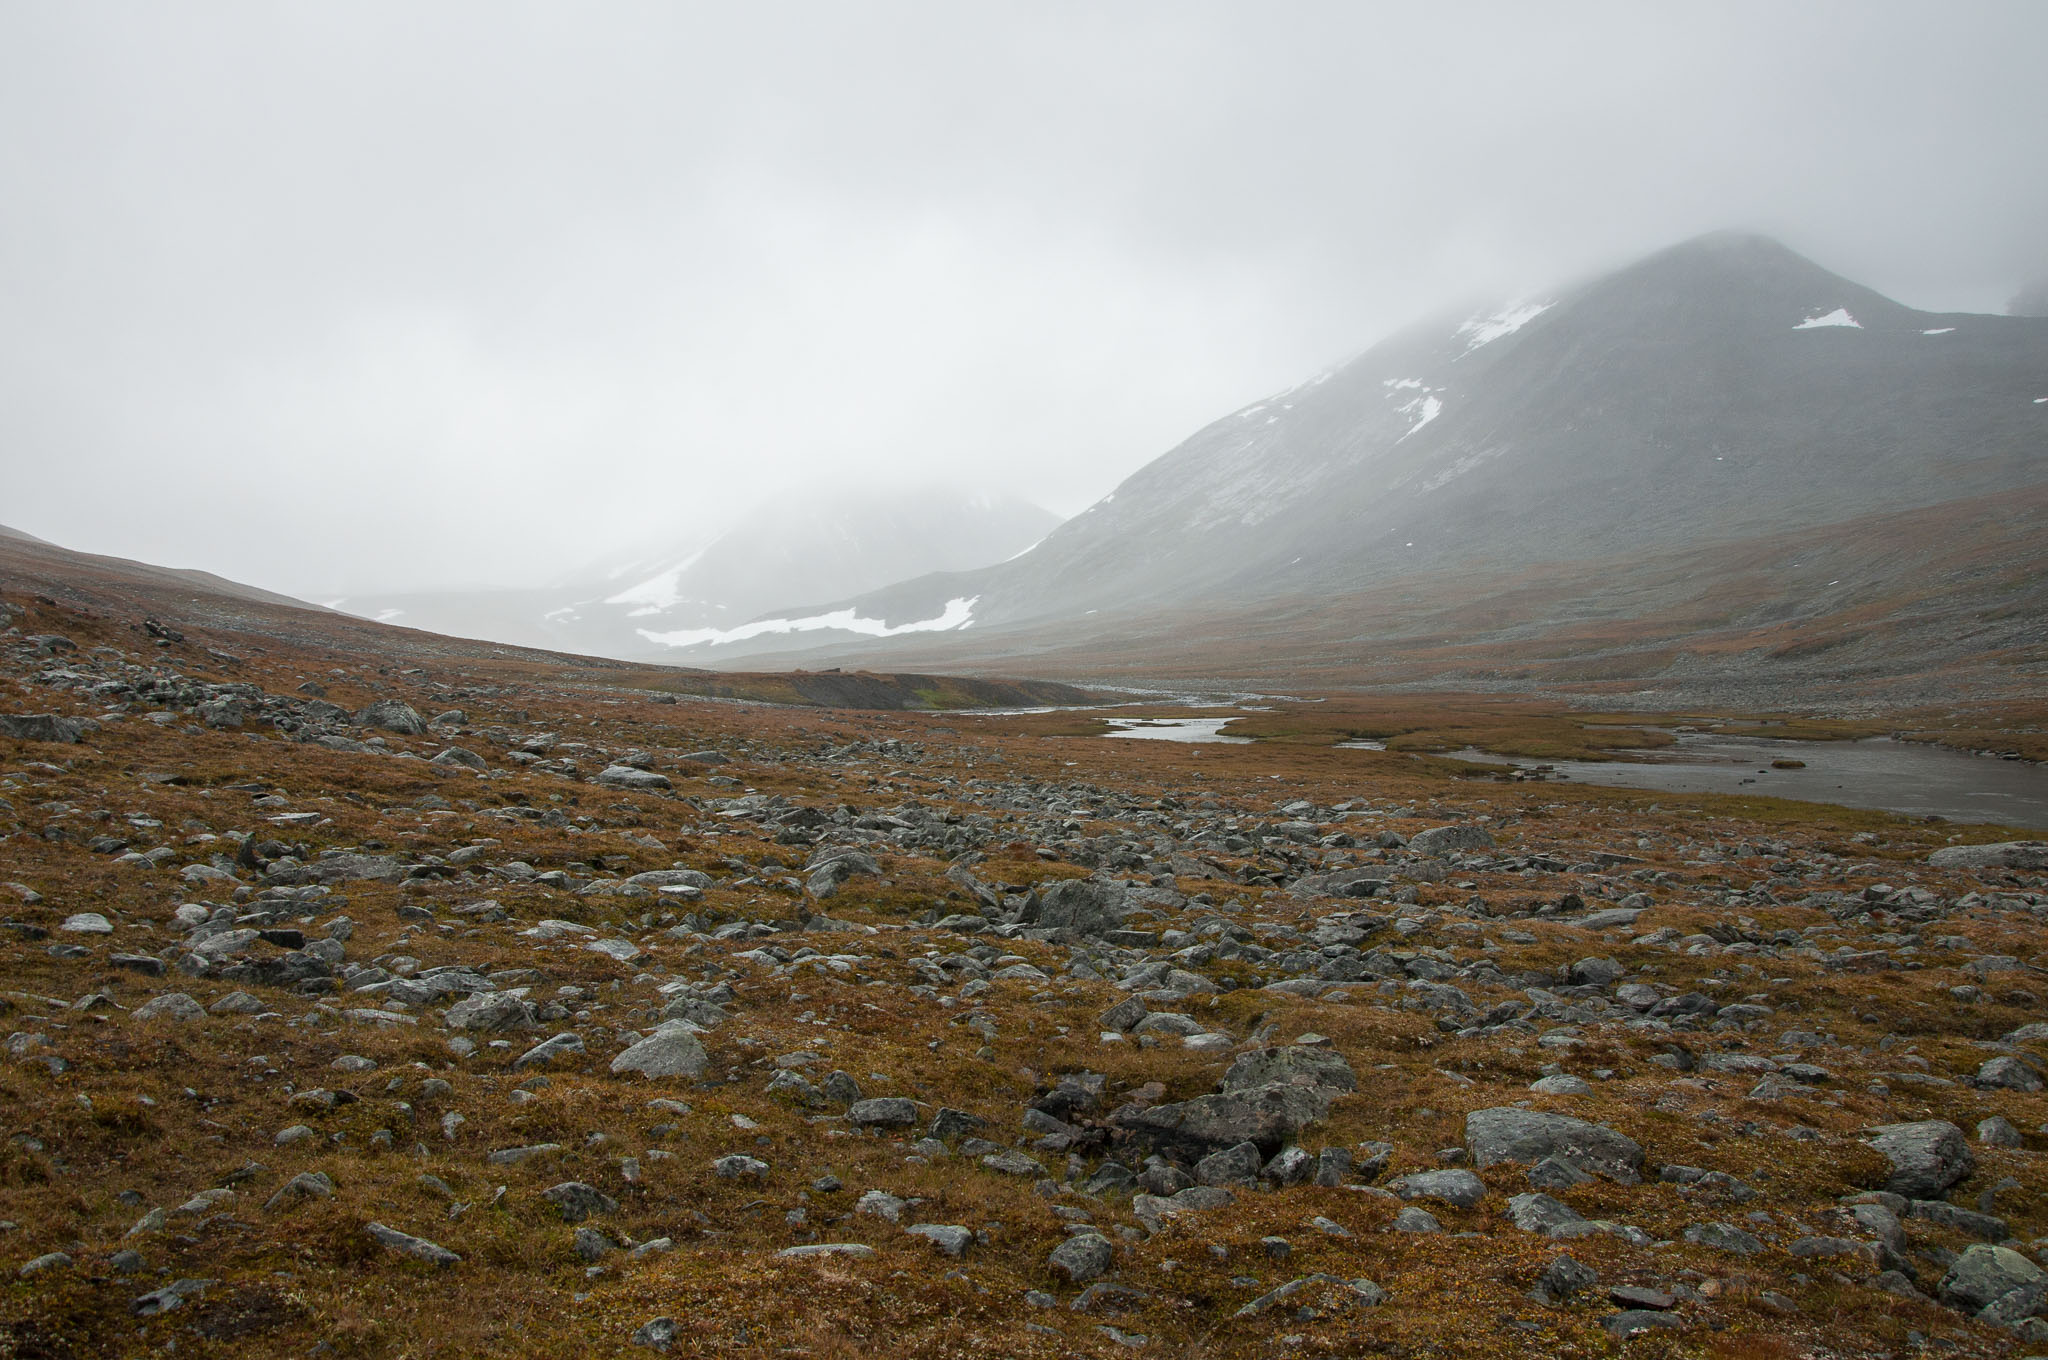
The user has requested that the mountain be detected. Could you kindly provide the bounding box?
[674,233,2048,702]
[323,485,1059,659]
[0,525,1100,710]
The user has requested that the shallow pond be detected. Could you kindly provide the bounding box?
[1101,716,1252,744]
[1445,733,2048,828]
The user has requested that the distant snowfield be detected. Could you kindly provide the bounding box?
[1795,308,1861,329]
[1456,300,1552,354]
[1922,327,1956,336]
[604,549,707,613]
[639,595,979,649]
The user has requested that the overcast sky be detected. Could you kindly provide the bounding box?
[4,0,2046,595]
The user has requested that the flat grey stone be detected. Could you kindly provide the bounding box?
[365,1222,460,1266]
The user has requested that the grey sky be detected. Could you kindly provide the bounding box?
[4,0,2045,595]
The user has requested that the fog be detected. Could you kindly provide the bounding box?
[4,0,2045,596]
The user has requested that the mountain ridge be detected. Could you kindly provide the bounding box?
[665,232,2048,699]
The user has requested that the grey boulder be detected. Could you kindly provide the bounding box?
[1407,824,1496,857]
[595,765,672,792]
[1940,1244,2047,1316]
[1389,1168,1486,1209]
[1048,1233,1114,1283]
[132,993,206,1023]
[354,700,427,736]
[1927,841,2047,871]
[541,1182,618,1223]
[610,1027,709,1080]
[445,992,537,1032]
[1466,1107,1644,1184]
[1025,878,1129,937]
[365,1222,460,1266]
[846,1097,919,1128]
[1867,1120,1974,1199]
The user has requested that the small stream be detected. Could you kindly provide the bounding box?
[1444,733,2048,828]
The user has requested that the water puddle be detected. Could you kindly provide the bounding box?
[1102,717,1252,744]
[1442,733,2048,828]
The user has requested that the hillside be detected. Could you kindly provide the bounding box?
[0,529,1100,713]
[677,234,2048,703]
[324,487,1059,661]
[2,553,2046,1359]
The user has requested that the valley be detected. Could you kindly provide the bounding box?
[1,552,2044,1359]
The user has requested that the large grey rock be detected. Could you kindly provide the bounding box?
[632,1316,678,1350]
[1407,824,1496,857]
[1099,996,1149,1032]
[365,1222,460,1266]
[806,850,880,899]
[542,1182,617,1223]
[445,992,537,1032]
[1566,957,1624,986]
[713,1155,768,1179]
[303,854,407,885]
[1927,841,2047,871]
[624,869,713,892]
[262,1171,335,1212]
[905,1224,973,1258]
[1026,878,1128,937]
[1194,1141,1265,1186]
[1389,1168,1487,1209]
[1868,1121,1974,1199]
[1466,1108,1644,1184]
[0,714,87,743]
[1940,1244,2047,1314]
[1392,1206,1442,1233]
[1683,1222,1763,1255]
[1977,1056,2043,1091]
[610,1027,708,1080]
[1506,1192,1588,1236]
[354,700,428,736]
[131,1277,213,1316]
[1604,1311,1683,1340]
[1048,1233,1114,1283]
[595,765,672,792]
[775,1243,874,1260]
[512,1032,587,1070]
[846,1097,919,1128]
[1535,1254,1598,1301]
[1221,1045,1358,1095]
[132,993,205,1023]
[1123,1084,1332,1158]
[1234,1274,1386,1318]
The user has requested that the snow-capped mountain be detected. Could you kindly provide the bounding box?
[324,486,1058,659]
[671,233,2048,691]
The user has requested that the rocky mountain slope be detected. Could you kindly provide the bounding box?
[323,486,1058,660]
[1,576,2046,1358]
[687,234,2048,699]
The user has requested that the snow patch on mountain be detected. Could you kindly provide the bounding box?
[639,596,979,649]
[1384,378,1444,440]
[604,549,708,613]
[1795,308,1861,330]
[1456,300,1552,354]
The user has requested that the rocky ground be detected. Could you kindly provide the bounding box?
[1,591,2046,1359]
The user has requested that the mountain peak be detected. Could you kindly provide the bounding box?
[1573,229,1909,332]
